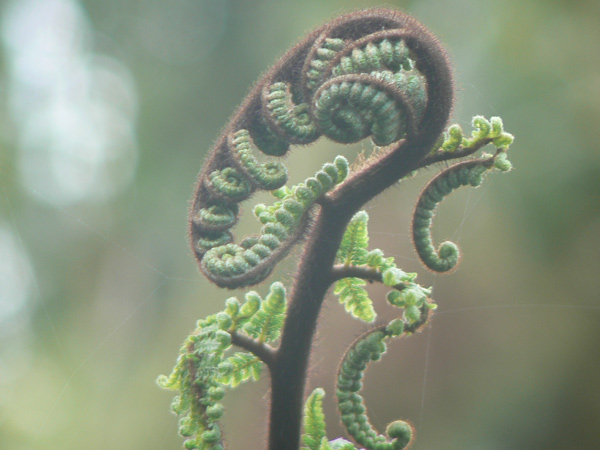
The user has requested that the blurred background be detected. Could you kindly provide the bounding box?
[1,0,598,449]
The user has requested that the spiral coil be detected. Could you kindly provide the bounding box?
[412,158,500,273]
[189,10,452,289]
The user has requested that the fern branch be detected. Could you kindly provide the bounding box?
[330,264,385,285]
[230,331,276,368]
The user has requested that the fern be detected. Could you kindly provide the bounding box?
[244,281,287,343]
[301,388,327,450]
[218,352,262,387]
[160,8,516,450]
[336,211,369,266]
[334,277,376,323]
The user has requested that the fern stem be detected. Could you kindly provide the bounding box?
[423,137,494,165]
[230,331,276,368]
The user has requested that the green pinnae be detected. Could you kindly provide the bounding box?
[230,129,289,190]
[306,38,346,92]
[263,222,288,240]
[196,231,232,253]
[260,234,282,250]
[196,204,237,230]
[265,83,320,143]
[332,38,412,77]
[206,167,252,201]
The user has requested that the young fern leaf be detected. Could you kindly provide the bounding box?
[333,210,436,324]
[334,211,375,322]
[302,390,360,450]
[156,286,271,450]
[438,116,514,154]
[301,388,328,450]
[244,281,287,343]
[334,277,376,323]
[336,210,369,266]
[218,352,262,387]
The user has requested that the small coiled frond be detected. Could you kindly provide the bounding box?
[412,152,512,273]
[336,313,429,450]
[229,130,289,190]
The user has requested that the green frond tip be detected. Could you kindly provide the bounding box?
[386,421,414,450]
[337,210,369,266]
[438,115,514,154]
[365,248,396,272]
[494,151,513,171]
[334,277,376,322]
[387,285,431,324]
[465,115,514,150]
[302,388,328,450]
[243,281,287,342]
[441,124,463,152]
[217,352,262,387]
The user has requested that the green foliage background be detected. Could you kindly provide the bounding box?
[1,0,599,449]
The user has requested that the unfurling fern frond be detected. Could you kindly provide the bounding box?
[412,151,512,273]
[161,8,516,450]
[336,314,431,450]
[188,5,453,292]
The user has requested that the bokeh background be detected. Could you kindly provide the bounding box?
[1,0,599,449]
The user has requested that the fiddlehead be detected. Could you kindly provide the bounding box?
[412,149,512,273]
[189,8,454,290]
[336,315,429,450]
